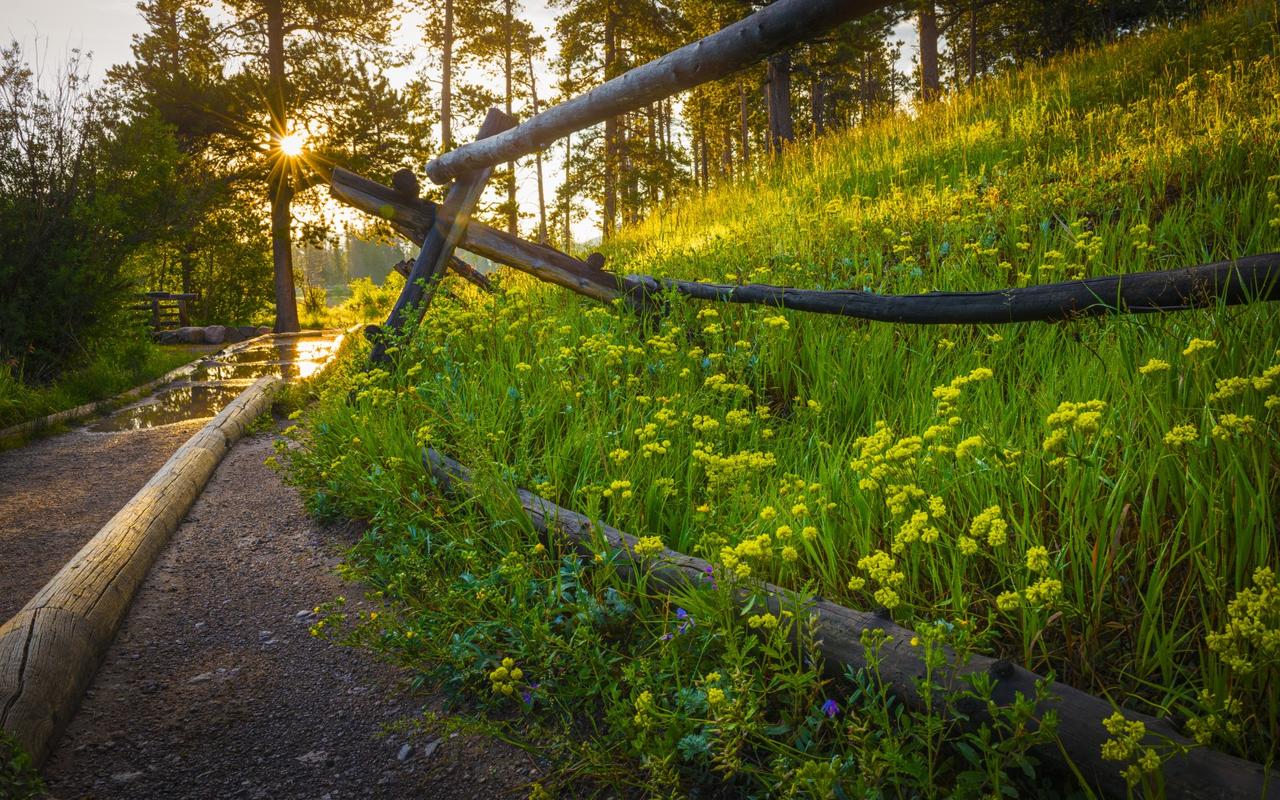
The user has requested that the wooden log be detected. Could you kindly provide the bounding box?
[392,255,493,293]
[424,0,893,184]
[624,256,1280,323]
[422,447,1276,800]
[0,376,284,765]
[330,167,620,302]
[371,108,516,363]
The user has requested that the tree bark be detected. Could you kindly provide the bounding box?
[266,0,299,333]
[503,0,517,236]
[602,7,618,239]
[523,47,547,243]
[765,51,794,154]
[441,0,453,151]
[738,79,750,166]
[968,0,977,85]
[918,1,940,101]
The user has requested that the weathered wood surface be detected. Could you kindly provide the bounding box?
[391,256,492,292]
[0,376,284,766]
[371,108,517,363]
[329,167,620,302]
[424,447,1277,800]
[333,168,1280,324]
[624,257,1280,322]
[424,0,893,183]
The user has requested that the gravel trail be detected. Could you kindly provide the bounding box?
[0,421,205,622]
[37,432,530,799]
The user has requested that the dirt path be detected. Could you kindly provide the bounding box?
[39,432,532,800]
[0,421,206,623]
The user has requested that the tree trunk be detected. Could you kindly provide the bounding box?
[441,0,453,151]
[503,0,517,236]
[266,0,299,333]
[765,51,794,155]
[917,1,940,101]
[602,8,618,238]
[526,46,548,243]
[738,80,750,166]
[811,74,825,135]
[967,0,977,85]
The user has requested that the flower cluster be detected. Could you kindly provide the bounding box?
[489,657,523,697]
[1206,567,1279,676]
[1100,712,1161,788]
[1042,399,1107,456]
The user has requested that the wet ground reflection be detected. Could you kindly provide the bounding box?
[87,333,341,433]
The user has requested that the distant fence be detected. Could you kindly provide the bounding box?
[130,292,198,331]
[327,0,1280,797]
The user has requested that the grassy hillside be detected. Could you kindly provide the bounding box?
[288,4,1280,795]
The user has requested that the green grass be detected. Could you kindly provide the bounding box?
[0,334,198,430]
[288,3,1280,795]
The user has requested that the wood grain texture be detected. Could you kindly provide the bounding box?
[371,109,515,364]
[423,0,893,183]
[329,167,621,302]
[0,376,284,766]
[423,447,1277,800]
[331,168,1280,324]
[624,257,1280,322]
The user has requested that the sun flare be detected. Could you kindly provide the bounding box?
[279,132,305,157]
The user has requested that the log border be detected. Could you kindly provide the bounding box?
[0,375,285,766]
[423,447,1278,800]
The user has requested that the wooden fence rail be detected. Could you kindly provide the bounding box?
[331,167,1280,324]
[129,292,198,331]
[424,446,1279,800]
[424,0,894,184]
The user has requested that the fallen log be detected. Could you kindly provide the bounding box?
[624,259,1280,323]
[330,167,620,303]
[423,0,894,184]
[0,376,284,766]
[423,446,1277,800]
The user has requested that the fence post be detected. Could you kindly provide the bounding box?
[149,295,161,331]
[369,107,517,363]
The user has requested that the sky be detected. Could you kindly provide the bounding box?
[5,1,919,248]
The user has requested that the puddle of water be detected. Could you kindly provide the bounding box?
[89,385,246,432]
[86,333,342,432]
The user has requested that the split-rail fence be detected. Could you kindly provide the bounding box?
[329,0,1280,797]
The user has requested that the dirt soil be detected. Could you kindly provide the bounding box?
[34,431,534,800]
[0,422,206,623]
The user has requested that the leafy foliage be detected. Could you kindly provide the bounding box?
[0,43,185,381]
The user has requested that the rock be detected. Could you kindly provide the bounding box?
[174,326,206,344]
[111,771,143,784]
[259,630,273,641]
[422,738,440,759]
[223,327,245,343]
[187,671,213,684]
[397,743,412,762]
[296,750,328,765]
[257,326,272,336]
[238,325,260,340]
[204,324,227,344]
[156,329,180,345]
[194,621,206,631]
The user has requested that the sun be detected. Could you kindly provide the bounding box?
[279,132,306,157]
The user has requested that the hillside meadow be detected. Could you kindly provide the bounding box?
[286,3,1280,795]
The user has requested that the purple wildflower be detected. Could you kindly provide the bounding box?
[675,607,689,620]
[821,699,839,718]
